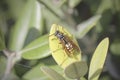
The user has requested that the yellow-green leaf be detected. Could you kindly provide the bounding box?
[41,66,65,80]
[75,15,101,38]
[21,35,50,60]
[88,37,109,80]
[49,24,81,69]
[64,61,88,79]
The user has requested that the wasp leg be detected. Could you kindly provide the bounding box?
[51,38,57,41]
[52,41,62,53]
[49,34,56,41]
[52,48,62,53]
[59,57,69,66]
[64,48,70,56]
[54,41,66,57]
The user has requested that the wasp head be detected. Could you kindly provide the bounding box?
[54,30,64,39]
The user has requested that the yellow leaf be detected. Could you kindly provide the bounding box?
[49,24,81,69]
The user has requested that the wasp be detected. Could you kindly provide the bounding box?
[50,27,80,57]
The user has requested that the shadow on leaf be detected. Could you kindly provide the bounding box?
[89,68,102,80]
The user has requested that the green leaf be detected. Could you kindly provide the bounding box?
[49,24,81,69]
[22,57,63,80]
[64,61,88,79]
[96,0,113,14]
[75,15,101,38]
[41,66,65,80]
[22,1,43,47]
[22,63,49,80]
[8,0,36,51]
[29,1,44,34]
[69,0,82,8]
[80,77,87,80]
[21,35,50,60]
[88,37,109,80]
[6,0,26,19]
[0,29,6,50]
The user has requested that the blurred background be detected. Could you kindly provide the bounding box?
[0,0,120,80]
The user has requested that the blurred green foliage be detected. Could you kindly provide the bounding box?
[0,0,120,80]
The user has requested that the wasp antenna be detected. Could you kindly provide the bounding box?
[61,26,69,36]
[55,24,60,31]
[49,33,55,37]
[61,26,64,31]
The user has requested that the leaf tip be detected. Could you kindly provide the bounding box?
[103,37,109,44]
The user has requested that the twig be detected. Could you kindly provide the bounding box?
[38,0,62,19]
[2,49,16,80]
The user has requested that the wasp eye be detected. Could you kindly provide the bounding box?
[54,31,59,35]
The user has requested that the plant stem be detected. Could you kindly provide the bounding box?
[38,0,62,19]
[2,49,16,80]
